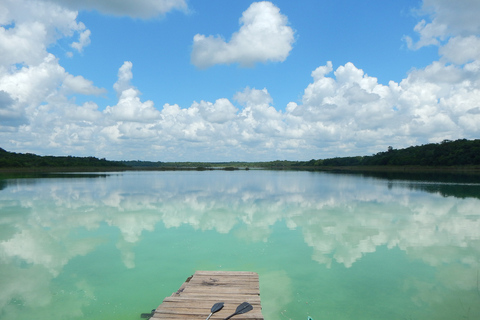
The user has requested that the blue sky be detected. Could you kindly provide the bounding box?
[1,0,480,161]
[54,0,430,109]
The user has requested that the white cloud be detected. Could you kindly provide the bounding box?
[45,0,188,18]
[62,74,106,95]
[405,0,480,50]
[0,0,105,142]
[234,86,273,107]
[234,87,285,139]
[3,58,480,161]
[1,0,480,161]
[0,0,104,132]
[421,0,480,36]
[70,28,91,53]
[113,61,134,95]
[0,53,105,135]
[104,87,160,123]
[0,90,26,127]
[285,58,480,154]
[296,62,396,133]
[65,102,102,122]
[195,98,238,124]
[0,0,89,66]
[439,35,480,65]
[104,61,160,123]
[191,1,295,68]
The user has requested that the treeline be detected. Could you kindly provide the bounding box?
[262,139,480,168]
[323,139,480,167]
[0,148,127,168]
[2,138,479,170]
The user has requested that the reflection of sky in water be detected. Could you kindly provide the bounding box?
[0,171,479,320]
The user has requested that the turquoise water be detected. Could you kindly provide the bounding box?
[1,170,479,320]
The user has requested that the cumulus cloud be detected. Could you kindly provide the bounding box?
[195,99,238,124]
[1,0,480,161]
[191,1,295,68]
[234,87,286,142]
[113,61,134,95]
[287,62,399,150]
[62,74,105,95]
[70,28,91,53]
[289,59,480,151]
[439,35,480,64]
[0,90,26,127]
[0,52,106,135]
[0,0,87,66]
[234,86,273,107]
[0,1,104,97]
[104,88,160,123]
[45,0,188,18]
[104,61,160,123]
[3,58,480,160]
[0,1,105,141]
[405,0,480,51]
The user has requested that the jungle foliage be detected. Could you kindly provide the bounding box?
[260,139,480,168]
[0,148,127,168]
[1,139,479,170]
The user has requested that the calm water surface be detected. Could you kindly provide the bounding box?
[1,170,479,320]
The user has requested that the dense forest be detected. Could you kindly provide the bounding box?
[315,139,480,167]
[0,148,127,168]
[1,139,479,170]
[262,139,480,169]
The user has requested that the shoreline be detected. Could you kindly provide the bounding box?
[1,165,480,175]
[289,165,480,175]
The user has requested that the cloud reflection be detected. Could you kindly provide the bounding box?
[0,171,479,318]
[1,172,479,270]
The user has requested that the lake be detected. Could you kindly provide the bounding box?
[1,170,479,320]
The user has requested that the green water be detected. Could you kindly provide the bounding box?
[1,170,479,320]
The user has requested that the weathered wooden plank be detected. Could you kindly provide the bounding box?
[152,308,263,318]
[187,278,259,286]
[190,271,258,279]
[183,287,258,294]
[151,311,263,319]
[154,315,263,318]
[194,271,258,276]
[184,283,259,290]
[161,296,261,304]
[151,315,263,320]
[155,306,262,315]
[157,301,261,309]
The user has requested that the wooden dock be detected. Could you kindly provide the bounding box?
[150,271,264,320]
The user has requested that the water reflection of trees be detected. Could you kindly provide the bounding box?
[346,171,480,199]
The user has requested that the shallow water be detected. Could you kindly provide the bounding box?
[1,170,479,320]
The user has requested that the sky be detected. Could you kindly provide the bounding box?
[1,0,480,162]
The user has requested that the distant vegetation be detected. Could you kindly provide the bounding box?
[120,160,255,169]
[0,148,127,169]
[259,139,480,170]
[262,139,480,169]
[1,139,479,172]
[317,138,480,166]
